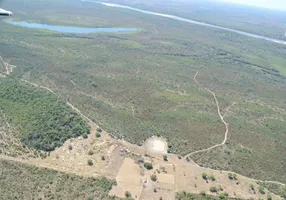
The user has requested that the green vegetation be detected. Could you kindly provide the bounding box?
[125,191,132,198]
[0,78,89,151]
[218,193,225,199]
[267,194,272,200]
[257,182,286,198]
[88,159,93,166]
[228,173,234,180]
[96,132,102,138]
[144,162,153,170]
[1,0,286,184]
[0,159,114,200]
[202,172,208,180]
[176,191,240,200]
[259,186,265,194]
[163,155,168,161]
[210,187,217,193]
[249,183,255,190]
[210,175,216,181]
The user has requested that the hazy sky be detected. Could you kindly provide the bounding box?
[222,0,286,10]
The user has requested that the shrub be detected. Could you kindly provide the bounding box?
[96,132,101,138]
[233,173,237,180]
[125,191,131,198]
[97,128,102,132]
[101,155,105,161]
[267,194,272,200]
[218,185,223,191]
[144,162,153,170]
[86,197,93,200]
[219,193,225,199]
[249,183,255,190]
[224,192,229,197]
[151,174,157,182]
[163,155,168,161]
[200,191,206,196]
[228,173,233,179]
[259,186,265,194]
[210,186,217,193]
[87,159,93,166]
[210,175,215,181]
[202,172,208,180]
[112,179,117,186]
[68,144,73,150]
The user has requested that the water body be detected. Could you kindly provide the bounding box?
[6,20,138,33]
[84,0,286,45]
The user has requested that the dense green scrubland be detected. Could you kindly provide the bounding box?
[0,78,89,151]
[0,159,115,200]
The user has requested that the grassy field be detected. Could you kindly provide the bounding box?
[0,159,116,200]
[1,0,286,185]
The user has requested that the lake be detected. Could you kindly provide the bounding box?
[6,20,138,33]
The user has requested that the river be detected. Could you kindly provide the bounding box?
[83,0,286,45]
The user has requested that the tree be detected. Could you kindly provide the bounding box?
[87,159,93,166]
[202,172,208,180]
[267,194,272,200]
[210,175,215,181]
[210,186,217,193]
[151,174,157,182]
[228,173,233,180]
[144,162,153,170]
[125,191,131,198]
[249,183,255,190]
[219,193,225,199]
[96,132,101,138]
[200,191,206,196]
[163,155,168,161]
[259,186,265,194]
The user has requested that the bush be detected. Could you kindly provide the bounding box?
[210,186,217,193]
[224,192,229,197]
[87,159,93,166]
[228,173,233,179]
[163,155,168,161]
[233,173,237,180]
[151,174,157,182]
[267,194,272,200]
[259,186,265,194]
[202,172,208,180]
[218,185,223,191]
[210,175,215,181]
[97,128,102,132]
[96,132,101,138]
[101,155,105,161]
[144,162,153,170]
[200,191,206,196]
[219,193,225,199]
[125,191,131,198]
[249,183,255,190]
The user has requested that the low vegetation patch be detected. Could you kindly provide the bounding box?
[176,191,241,200]
[0,78,90,151]
[0,159,114,200]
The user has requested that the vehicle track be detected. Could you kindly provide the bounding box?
[184,72,229,158]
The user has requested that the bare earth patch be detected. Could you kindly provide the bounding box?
[144,137,167,154]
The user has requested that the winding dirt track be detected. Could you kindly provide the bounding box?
[184,72,229,158]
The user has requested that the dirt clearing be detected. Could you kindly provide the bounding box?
[144,137,167,154]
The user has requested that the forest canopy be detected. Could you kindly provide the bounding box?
[0,78,90,151]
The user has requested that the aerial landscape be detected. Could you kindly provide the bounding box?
[0,0,286,199]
